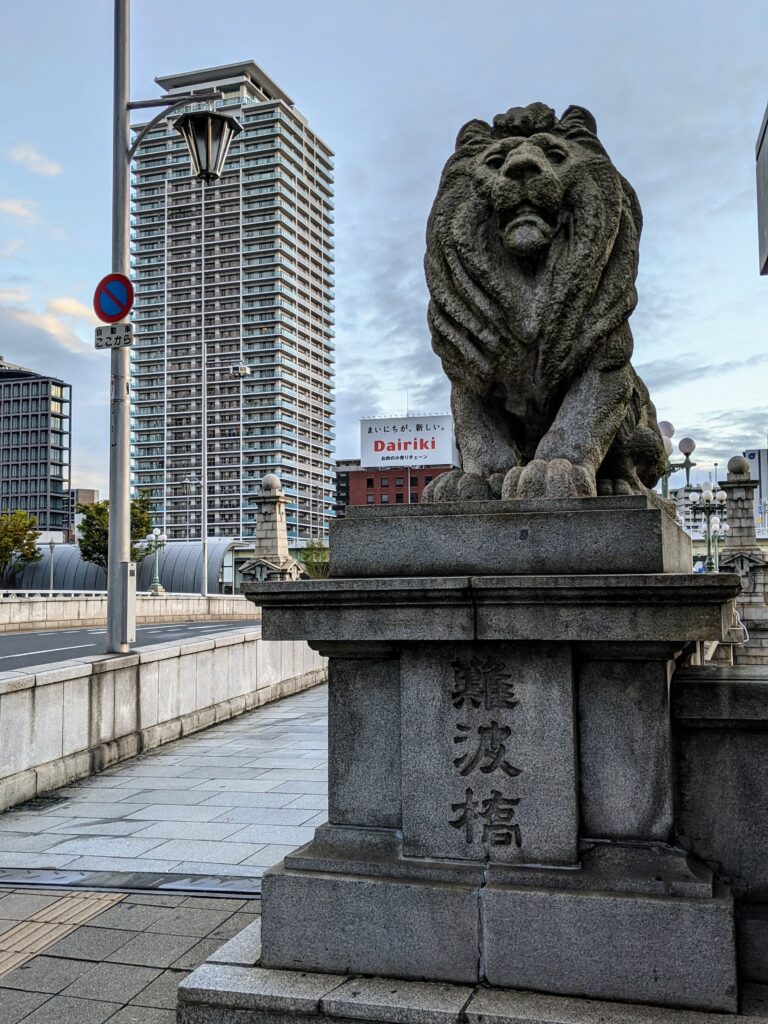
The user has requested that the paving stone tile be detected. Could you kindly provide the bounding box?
[0,815,74,832]
[199,791,297,808]
[167,862,264,879]
[207,918,262,966]
[43,926,136,962]
[169,938,221,970]
[228,824,316,847]
[0,854,76,869]
[0,918,19,936]
[119,791,212,805]
[47,803,141,819]
[121,805,225,823]
[122,894,185,908]
[186,779,281,794]
[42,821,147,838]
[105,1006,176,1024]
[129,968,189,1009]
[88,903,171,931]
[144,907,236,937]
[178,767,267,780]
[174,756,256,768]
[0,988,49,1024]
[63,857,181,873]
[130,821,247,842]
[269,781,328,794]
[16,995,122,1024]
[303,812,329,827]
[61,962,161,1003]
[0,955,94,994]
[45,837,164,858]
[145,840,256,865]
[0,894,59,920]
[207,912,260,942]
[0,834,69,853]
[240,844,302,866]
[103,930,199,968]
[216,807,318,827]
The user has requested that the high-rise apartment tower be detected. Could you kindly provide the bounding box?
[131,61,335,544]
[0,356,71,535]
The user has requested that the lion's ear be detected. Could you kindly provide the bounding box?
[559,105,598,137]
[455,119,492,152]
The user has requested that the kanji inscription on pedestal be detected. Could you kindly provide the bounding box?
[401,642,577,865]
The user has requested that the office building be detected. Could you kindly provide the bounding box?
[0,355,71,534]
[131,61,336,545]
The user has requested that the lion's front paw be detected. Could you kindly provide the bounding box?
[501,458,596,499]
[422,470,496,503]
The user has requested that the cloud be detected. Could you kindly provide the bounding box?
[0,240,25,260]
[9,144,62,177]
[0,292,92,354]
[0,199,38,222]
[47,296,98,325]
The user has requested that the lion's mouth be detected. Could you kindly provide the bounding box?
[497,203,556,234]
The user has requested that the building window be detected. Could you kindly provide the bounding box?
[381,494,389,503]
[366,494,374,504]
[395,493,404,503]
[395,477,404,486]
[411,493,418,504]
[366,477,374,488]
[380,478,389,487]
[424,476,433,484]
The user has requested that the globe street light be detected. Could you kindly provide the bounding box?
[658,421,697,498]
[106,0,241,654]
[146,528,167,595]
[689,487,728,573]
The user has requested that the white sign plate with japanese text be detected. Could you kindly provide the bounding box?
[360,415,459,468]
[95,323,133,349]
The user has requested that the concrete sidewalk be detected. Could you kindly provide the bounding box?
[0,686,327,892]
[0,885,259,1023]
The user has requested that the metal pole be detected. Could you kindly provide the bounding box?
[49,545,54,593]
[200,184,208,598]
[106,0,134,653]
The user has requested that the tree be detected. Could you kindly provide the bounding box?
[301,537,330,579]
[0,511,42,587]
[77,493,153,573]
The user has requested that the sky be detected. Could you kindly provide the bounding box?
[0,0,767,494]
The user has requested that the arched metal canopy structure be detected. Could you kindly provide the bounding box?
[15,539,236,594]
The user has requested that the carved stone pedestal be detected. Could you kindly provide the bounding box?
[182,499,745,1019]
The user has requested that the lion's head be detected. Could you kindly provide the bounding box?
[425,103,642,392]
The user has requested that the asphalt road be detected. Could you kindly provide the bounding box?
[0,620,261,671]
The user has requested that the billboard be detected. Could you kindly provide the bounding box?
[360,415,459,468]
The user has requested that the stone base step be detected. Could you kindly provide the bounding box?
[177,925,768,1024]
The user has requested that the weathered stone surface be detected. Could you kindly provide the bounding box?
[321,976,473,1023]
[481,883,737,1012]
[177,961,346,1014]
[329,656,401,829]
[259,865,480,983]
[421,103,665,502]
[400,642,577,865]
[331,501,690,578]
[578,651,675,840]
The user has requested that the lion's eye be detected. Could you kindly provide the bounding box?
[484,154,505,170]
[546,148,567,165]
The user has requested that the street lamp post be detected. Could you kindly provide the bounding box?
[689,486,728,573]
[106,0,241,653]
[658,421,697,498]
[48,539,55,593]
[145,528,167,595]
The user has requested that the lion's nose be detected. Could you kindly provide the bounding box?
[502,153,544,183]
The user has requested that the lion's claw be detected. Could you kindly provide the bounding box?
[502,459,596,499]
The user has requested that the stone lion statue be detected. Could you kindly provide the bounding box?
[422,102,666,502]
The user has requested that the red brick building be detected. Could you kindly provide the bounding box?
[340,464,453,512]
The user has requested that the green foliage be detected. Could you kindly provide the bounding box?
[301,537,330,579]
[0,510,42,587]
[76,492,154,573]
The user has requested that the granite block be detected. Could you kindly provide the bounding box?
[178,961,347,1014]
[481,884,738,1012]
[330,503,691,578]
[329,656,400,828]
[401,642,577,865]
[321,976,473,1023]
[578,655,674,840]
[260,864,480,982]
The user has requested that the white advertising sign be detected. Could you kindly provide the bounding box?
[360,415,459,468]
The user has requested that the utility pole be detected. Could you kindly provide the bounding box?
[106,0,134,653]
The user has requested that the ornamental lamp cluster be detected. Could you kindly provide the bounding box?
[688,486,729,573]
[146,527,168,596]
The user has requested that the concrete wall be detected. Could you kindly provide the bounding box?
[673,665,768,985]
[0,628,325,811]
[0,594,256,633]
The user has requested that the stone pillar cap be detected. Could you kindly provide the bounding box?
[726,455,753,482]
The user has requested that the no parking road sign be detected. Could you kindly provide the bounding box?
[93,273,134,324]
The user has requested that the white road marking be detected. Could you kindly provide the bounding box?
[0,643,98,660]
